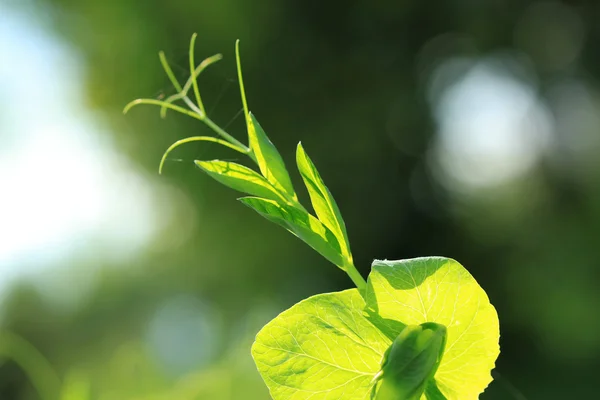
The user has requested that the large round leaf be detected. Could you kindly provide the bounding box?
[252,289,391,399]
[365,257,500,400]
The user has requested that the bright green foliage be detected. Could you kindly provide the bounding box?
[124,35,365,284]
[195,160,286,203]
[247,113,297,200]
[252,289,391,399]
[239,197,345,267]
[252,258,499,400]
[296,143,352,262]
[235,39,297,201]
[374,323,446,400]
[366,258,500,399]
[125,36,501,400]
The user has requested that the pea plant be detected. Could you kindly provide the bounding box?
[125,34,500,400]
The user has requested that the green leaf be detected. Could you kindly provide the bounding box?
[296,143,351,260]
[235,42,296,199]
[365,257,500,400]
[252,289,391,400]
[248,113,297,198]
[239,197,345,267]
[374,323,447,400]
[195,160,285,203]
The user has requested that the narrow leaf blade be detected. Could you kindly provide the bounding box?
[248,113,297,198]
[239,196,344,267]
[195,160,284,203]
[296,142,351,258]
[252,289,391,400]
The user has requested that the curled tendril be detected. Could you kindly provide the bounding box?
[123,98,203,120]
[159,136,248,175]
[123,34,252,173]
[160,53,222,118]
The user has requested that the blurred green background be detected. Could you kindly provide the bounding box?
[1,0,599,398]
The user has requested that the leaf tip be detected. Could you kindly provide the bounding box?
[296,142,309,165]
[194,159,206,169]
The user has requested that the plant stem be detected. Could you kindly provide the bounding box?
[123,98,203,120]
[344,261,366,292]
[159,51,183,92]
[189,33,204,114]
[235,40,251,131]
[161,54,222,119]
[202,116,252,156]
[179,96,252,158]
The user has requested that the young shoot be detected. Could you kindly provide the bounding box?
[123,34,365,291]
[125,35,501,400]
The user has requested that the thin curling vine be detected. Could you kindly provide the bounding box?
[125,34,500,400]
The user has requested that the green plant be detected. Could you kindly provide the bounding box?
[124,34,500,400]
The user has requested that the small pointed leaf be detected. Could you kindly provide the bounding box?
[248,113,297,198]
[252,289,391,400]
[235,42,296,200]
[296,143,351,260]
[239,196,344,267]
[195,160,285,203]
